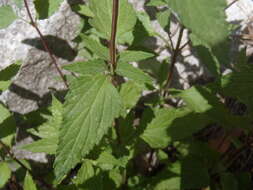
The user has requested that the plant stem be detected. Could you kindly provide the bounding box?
[109,0,119,73]
[164,26,185,89]
[23,0,69,89]
[0,140,56,190]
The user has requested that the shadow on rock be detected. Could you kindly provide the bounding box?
[22,35,77,61]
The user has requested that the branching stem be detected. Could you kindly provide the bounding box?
[23,0,68,88]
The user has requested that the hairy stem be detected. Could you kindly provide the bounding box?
[23,0,68,88]
[109,0,119,73]
[0,140,56,190]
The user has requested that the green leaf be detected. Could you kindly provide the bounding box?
[116,62,153,85]
[0,61,21,81]
[118,50,154,63]
[168,0,229,47]
[24,172,37,190]
[172,86,250,129]
[34,0,64,19]
[157,10,171,29]
[74,160,95,185]
[136,11,156,36]
[80,35,109,61]
[141,108,178,148]
[147,0,168,7]
[0,104,11,124]
[89,0,137,41]
[72,4,94,17]
[63,59,107,76]
[181,155,210,189]
[0,162,11,188]
[20,97,62,154]
[54,74,122,183]
[220,173,238,190]
[154,177,180,190]
[0,6,17,29]
[119,81,143,116]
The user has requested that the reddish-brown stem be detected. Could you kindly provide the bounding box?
[0,140,56,190]
[164,26,184,89]
[109,0,119,73]
[23,0,68,88]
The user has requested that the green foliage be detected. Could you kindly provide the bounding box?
[0,162,11,188]
[1,0,253,189]
[0,6,17,29]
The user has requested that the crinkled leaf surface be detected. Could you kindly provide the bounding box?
[89,0,137,41]
[54,74,122,183]
[0,6,17,29]
[34,0,64,19]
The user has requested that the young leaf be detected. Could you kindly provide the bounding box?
[136,11,156,36]
[0,162,11,188]
[80,35,109,61]
[0,61,21,81]
[118,50,154,63]
[119,81,143,116]
[54,74,122,183]
[34,0,64,19]
[116,62,153,85]
[0,104,11,124]
[63,59,107,76]
[157,10,171,29]
[72,4,94,17]
[89,0,137,41]
[74,160,95,185]
[24,172,37,190]
[20,97,62,154]
[147,0,168,7]
[0,6,17,29]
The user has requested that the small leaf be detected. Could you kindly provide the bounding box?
[118,50,154,63]
[34,0,64,19]
[0,162,11,188]
[24,172,37,190]
[0,6,17,29]
[117,62,153,85]
[74,160,95,185]
[63,59,107,76]
[120,81,143,116]
[0,104,11,124]
[147,0,168,7]
[80,35,109,61]
[136,11,156,36]
[72,4,94,17]
[0,61,21,81]
[54,74,122,183]
[157,10,171,29]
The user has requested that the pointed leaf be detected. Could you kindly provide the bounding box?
[117,62,153,85]
[118,50,154,63]
[0,6,17,29]
[54,74,122,183]
[74,160,95,185]
[0,162,11,188]
[24,172,37,190]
